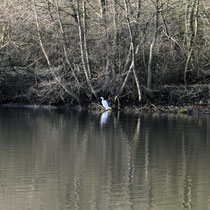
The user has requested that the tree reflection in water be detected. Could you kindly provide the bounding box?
[0,108,209,210]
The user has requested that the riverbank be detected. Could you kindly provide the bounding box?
[1,84,209,114]
[87,102,210,114]
[1,102,209,115]
[123,104,210,114]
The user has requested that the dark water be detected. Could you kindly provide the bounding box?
[0,107,209,210]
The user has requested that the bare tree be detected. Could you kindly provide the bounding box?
[0,0,209,104]
[33,0,80,103]
[114,0,142,105]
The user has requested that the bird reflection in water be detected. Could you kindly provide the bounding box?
[100,111,109,127]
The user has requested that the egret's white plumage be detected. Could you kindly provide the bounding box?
[100,97,110,110]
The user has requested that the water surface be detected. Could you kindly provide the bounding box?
[0,107,209,209]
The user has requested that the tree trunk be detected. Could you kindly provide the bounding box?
[82,1,91,79]
[0,23,10,62]
[147,0,159,90]
[77,0,97,98]
[184,0,199,84]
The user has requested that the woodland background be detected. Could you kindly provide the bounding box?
[0,0,209,106]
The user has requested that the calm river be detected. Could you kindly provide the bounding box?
[0,107,209,210]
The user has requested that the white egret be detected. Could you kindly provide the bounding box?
[100,97,110,110]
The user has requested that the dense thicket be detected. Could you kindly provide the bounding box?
[0,0,209,105]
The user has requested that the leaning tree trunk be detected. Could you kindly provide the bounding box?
[115,0,142,104]
[124,0,141,102]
